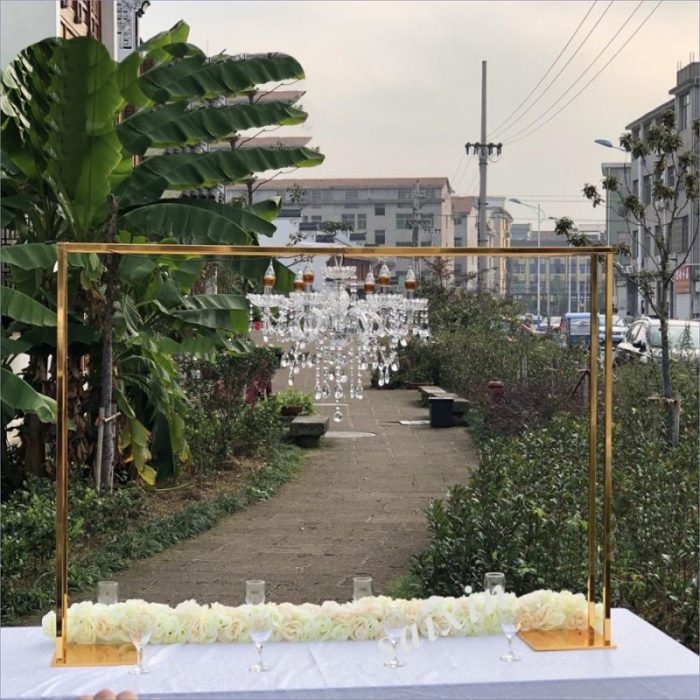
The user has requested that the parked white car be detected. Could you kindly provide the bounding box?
[614,317,700,363]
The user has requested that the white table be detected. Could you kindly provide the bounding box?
[1,610,698,700]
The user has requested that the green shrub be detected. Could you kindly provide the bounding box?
[1,445,302,623]
[271,389,315,415]
[411,407,699,650]
[180,347,283,472]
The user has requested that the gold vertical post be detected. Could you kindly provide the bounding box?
[603,253,614,644]
[586,254,599,642]
[55,244,69,662]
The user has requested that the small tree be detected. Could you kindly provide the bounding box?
[556,111,699,443]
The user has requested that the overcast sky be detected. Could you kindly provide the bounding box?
[141,0,699,228]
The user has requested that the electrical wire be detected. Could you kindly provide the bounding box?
[488,0,599,139]
[504,0,662,146]
[498,0,645,144]
[490,0,614,140]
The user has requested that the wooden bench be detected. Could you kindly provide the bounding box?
[289,415,329,447]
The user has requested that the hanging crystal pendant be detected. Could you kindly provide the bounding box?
[333,408,343,423]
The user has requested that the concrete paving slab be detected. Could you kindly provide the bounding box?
[92,369,477,606]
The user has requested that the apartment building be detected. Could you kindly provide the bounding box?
[228,177,455,284]
[623,61,700,319]
[508,226,603,316]
[0,1,149,67]
[451,196,477,283]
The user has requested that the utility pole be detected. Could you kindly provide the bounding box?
[412,180,423,278]
[465,61,502,293]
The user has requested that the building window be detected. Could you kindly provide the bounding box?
[642,175,651,204]
[374,230,386,244]
[665,167,675,188]
[341,214,355,229]
[374,205,385,216]
[632,179,639,198]
[310,190,321,204]
[454,216,464,225]
[311,215,322,223]
[396,213,413,230]
[357,214,367,231]
[632,127,640,142]
[345,189,358,202]
[681,215,689,251]
[679,92,690,131]
[398,188,412,202]
[650,225,659,257]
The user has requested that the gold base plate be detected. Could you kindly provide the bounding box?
[519,628,616,651]
[51,643,137,667]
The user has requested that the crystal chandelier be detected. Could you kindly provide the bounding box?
[247,260,430,423]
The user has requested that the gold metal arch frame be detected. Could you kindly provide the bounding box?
[52,243,615,666]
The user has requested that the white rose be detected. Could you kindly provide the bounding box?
[42,611,56,638]
[212,603,245,643]
[278,604,312,642]
[93,604,118,643]
[151,604,183,644]
[307,612,333,641]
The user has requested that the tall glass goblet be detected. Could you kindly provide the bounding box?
[383,603,407,668]
[248,607,272,672]
[246,579,266,606]
[353,575,373,602]
[124,607,153,674]
[484,572,506,597]
[499,608,522,662]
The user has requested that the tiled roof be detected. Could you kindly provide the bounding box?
[451,196,475,214]
[246,177,452,190]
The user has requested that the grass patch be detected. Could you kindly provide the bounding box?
[2,444,303,625]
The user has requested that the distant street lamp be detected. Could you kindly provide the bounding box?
[510,198,543,320]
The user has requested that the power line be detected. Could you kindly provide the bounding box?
[488,0,599,139]
[499,0,645,144]
[504,0,662,146]
[490,0,614,140]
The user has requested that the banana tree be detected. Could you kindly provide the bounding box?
[1,21,324,486]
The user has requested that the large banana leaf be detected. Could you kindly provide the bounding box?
[118,202,255,245]
[116,20,194,109]
[115,147,324,206]
[118,101,307,155]
[1,287,56,326]
[170,293,248,332]
[162,198,279,235]
[3,38,124,234]
[0,243,56,270]
[1,367,57,423]
[141,52,305,104]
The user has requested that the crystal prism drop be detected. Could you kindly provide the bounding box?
[314,384,323,401]
[355,385,364,400]
[334,384,344,400]
[333,409,343,423]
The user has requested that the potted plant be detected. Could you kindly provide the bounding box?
[273,389,315,417]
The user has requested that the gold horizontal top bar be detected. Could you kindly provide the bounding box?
[59,243,614,258]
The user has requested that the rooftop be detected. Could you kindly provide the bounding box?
[243,177,453,191]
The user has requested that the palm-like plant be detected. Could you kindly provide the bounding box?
[1,22,324,486]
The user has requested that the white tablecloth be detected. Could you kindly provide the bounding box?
[1,609,698,700]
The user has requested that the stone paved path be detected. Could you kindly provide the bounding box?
[97,376,477,607]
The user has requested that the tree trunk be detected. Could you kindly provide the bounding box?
[98,197,119,491]
[657,286,675,445]
[22,354,48,478]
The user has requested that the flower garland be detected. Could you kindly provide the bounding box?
[42,590,603,646]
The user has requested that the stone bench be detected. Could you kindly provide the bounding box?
[418,385,448,406]
[289,415,329,447]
